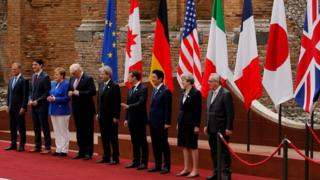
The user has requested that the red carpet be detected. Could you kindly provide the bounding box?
[0,141,274,180]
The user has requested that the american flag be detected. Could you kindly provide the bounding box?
[295,0,320,113]
[177,0,202,90]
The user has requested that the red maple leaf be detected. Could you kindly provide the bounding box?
[126,28,138,58]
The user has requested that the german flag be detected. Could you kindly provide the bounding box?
[149,0,174,92]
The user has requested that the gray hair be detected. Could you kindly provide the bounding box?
[209,73,221,84]
[69,63,83,73]
[99,65,113,77]
[181,73,195,85]
[12,62,22,69]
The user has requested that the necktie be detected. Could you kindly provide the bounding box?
[210,91,218,104]
[73,78,79,89]
[34,74,39,84]
[152,88,158,99]
[12,77,17,89]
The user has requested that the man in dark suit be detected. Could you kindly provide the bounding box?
[204,73,234,180]
[121,70,149,170]
[5,63,28,152]
[96,66,121,165]
[148,70,172,174]
[28,59,51,154]
[68,63,96,160]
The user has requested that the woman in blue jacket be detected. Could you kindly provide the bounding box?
[47,67,71,156]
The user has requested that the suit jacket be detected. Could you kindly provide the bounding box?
[29,71,51,112]
[125,83,148,126]
[48,80,71,116]
[69,74,96,116]
[149,84,172,129]
[177,87,202,127]
[7,75,29,112]
[97,80,121,122]
[205,87,234,134]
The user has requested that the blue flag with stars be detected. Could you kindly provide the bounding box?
[101,0,118,81]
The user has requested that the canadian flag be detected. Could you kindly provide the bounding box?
[234,0,262,111]
[124,0,143,87]
[263,0,293,107]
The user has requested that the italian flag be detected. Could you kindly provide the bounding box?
[201,0,229,97]
[149,0,174,92]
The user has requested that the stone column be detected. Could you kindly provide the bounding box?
[75,0,106,78]
[4,0,23,83]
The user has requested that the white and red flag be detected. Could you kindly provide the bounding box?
[263,0,293,107]
[124,0,143,87]
[234,0,262,111]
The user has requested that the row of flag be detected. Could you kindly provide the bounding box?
[101,0,320,114]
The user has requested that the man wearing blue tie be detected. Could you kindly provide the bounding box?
[148,70,172,174]
[5,63,28,152]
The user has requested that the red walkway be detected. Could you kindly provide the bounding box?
[0,141,275,180]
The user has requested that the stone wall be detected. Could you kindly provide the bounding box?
[0,0,7,84]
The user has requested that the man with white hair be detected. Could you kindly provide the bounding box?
[68,63,96,160]
[96,65,121,165]
[204,73,234,180]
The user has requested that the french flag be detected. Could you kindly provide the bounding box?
[234,0,262,111]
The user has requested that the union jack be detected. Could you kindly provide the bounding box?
[295,0,320,113]
[177,0,202,90]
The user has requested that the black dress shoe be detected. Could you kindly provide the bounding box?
[59,153,67,157]
[96,159,110,163]
[17,146,25,152]
[206,174,217,180]
[148,167,161,172]
[5,145,17,151]
[52,152,60,156]
[73,154,85,159]
[137,164,147,170]
[160,167,170,174]
[125,162,139,168]
[109,160,119,165]
[223,173,231,180]
[83,155,92,160]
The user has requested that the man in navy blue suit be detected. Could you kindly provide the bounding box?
[148,70,172,174]
[28,59,51,154]
[5,63,28,152]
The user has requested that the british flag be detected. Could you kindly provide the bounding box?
[177,0,202,90]
[295,0,320,113]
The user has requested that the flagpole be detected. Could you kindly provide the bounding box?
[310,110,314,158]
[304,122,309,180]
[278,104,282,155]
[247,109,251,152]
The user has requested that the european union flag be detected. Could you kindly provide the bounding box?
[101,0,118,81]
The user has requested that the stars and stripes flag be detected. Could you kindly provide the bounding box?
[177,0,202,90]
[101,0,118,81]
[124,0,143,87]
[262,0,293,107]
[295,0,320,113]
[201,0,229,97]
[234,0,262,111]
